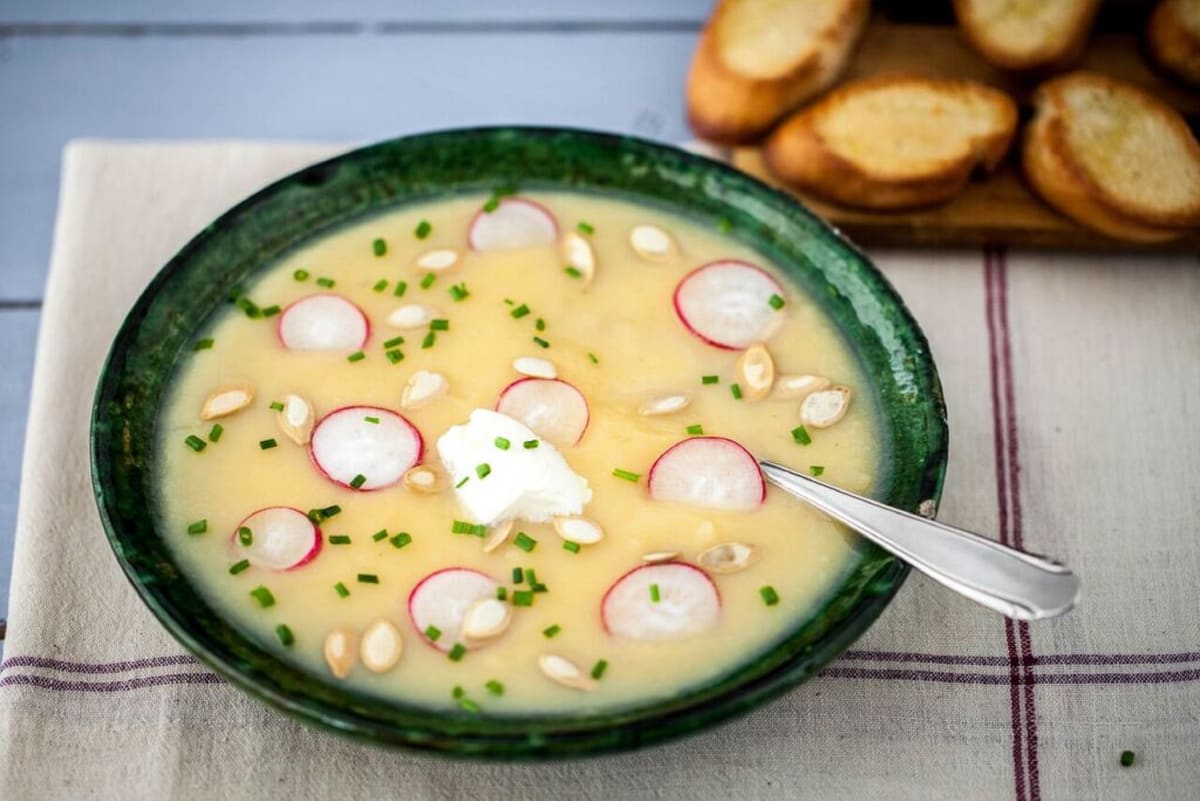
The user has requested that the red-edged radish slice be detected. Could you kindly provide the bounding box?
[309,406,422,490]
[277,293,369,351]
[408,567,500,652]
[647,436,765,510]
[232,506,321,571]
[495,378,589,446]
[673,261,786,350]
[468,197,558,251]
[602,563,720,641]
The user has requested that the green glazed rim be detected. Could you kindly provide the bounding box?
[91,127,948,759]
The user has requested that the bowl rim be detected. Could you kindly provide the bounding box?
[91,125,948,759]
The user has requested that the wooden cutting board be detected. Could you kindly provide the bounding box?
[730,20,1200,251]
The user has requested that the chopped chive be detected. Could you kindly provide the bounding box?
[383,335,405,348]
[649,583,661,603]
[494,436,511,450]
[321,504,342,519]
[701,375,719,385]
[390,532,412,549]
[334,582,350,598]
[421,331,436,349]
[686,424,704,436]
[451,520,486,537]
[523,439,539,449]
[512,567,524,584]
[316,277,335,288]
[717,216,733,234]
[228,559,250,575]
[455,475,470,489]
[532,336,550,349]
[275,624,295,647]
[512,590,535,607]
[372,528,389,541]
[420,273,436,290]
[187,519,207,535]
[759,585,780,606]
[1119,750,1135,767]
[293,269,309,281]
[208,423,224,442]
[414,220,432,239]
[482,196,500,213]
[495,586,508,601]
[563,540,581,554]
[535,317,546,331]
[768,293,786,310]
[328,535,351,545]
[393,280,408,297]
[511,304,530,319]
[249,586,275,608]
[269,401,285,412]
[424,625,442,642]
[373,279,388,293]
[577,221,595,235]
[504,298,514,305]
[587,352,599,364]
[452,685,464,699]
[590,659,608,680]
[238,526,253,546]
[364,416,380,424]
[612,468,640,482]
[564,266,583,279]
[792,425,812,445]
[261,305,281,317]
[730,384,744,400]
[259,438,278,450]
[448,642,466,661]
[459,697,480,713]
[809,465,826,477]
[475,463,491,480]
[193,337,214,351]
[385,349,404,364]
[513,532,537,553]
[349,474,367,489]
[185,435,207,453]
[430,319,450,332]
[449,282,470,302]
[525,569,538,586]
[372,238,387,257]
[347,351,365,363]
[542,624,561,638]
[485,679,504,696]
[237,297,262,319]
[357,573,379,584]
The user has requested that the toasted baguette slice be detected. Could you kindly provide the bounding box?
[953,0,1101,72]
[763,76,1017,210]
[1147,0,1200,86]
[1022,71,1200,241]
[686,0,869,144]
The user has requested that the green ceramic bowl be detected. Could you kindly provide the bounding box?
[91,127,947,759]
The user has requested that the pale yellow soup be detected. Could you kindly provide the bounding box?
[159,192,879,714]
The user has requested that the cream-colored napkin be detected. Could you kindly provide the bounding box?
[0,141,1197,801]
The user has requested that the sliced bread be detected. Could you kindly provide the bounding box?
[686,0,868,144]
[1147,0,1200,86]
[763,75,1017,210]
[953,0,1101,72]
[1022,71,1200,241]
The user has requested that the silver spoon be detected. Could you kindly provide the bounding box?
[759,460,1080,621]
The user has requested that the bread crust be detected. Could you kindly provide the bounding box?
[686,0,869,144]
[952,0,1101,73]
[762,75,1017,210]
[1147,0,1200,86]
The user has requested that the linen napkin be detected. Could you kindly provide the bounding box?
[0,140,1197,801]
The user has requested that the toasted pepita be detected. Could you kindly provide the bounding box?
[642,551,680,563]
[799,386,852,428]
[462,598,513,643]
[552,516,604,545]
[482,519,514,553]
[629,224,676,262]
[560,230,595,287]
[538,654,596,691]
[360,619,404,673]
[513,356,557,379]
[414,248,459,272]
[698,542,760,574]
[638,394,691,416]
[277,393,314,445]
[323,628,358,679]
[387,304,439,329]
[771,374,830,400]
[403,464,445,494]
[200,384,254,420]
[401,370,447,410]
[735,343,775,400]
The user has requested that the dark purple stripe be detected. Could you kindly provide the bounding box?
[821,667,1200,686]
[841,650,1200,666]
[0,672,222,692]
[0,654,198,675]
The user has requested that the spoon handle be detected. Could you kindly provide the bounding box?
[759,460,1080,621]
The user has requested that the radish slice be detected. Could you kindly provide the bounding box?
[495,378,589,446]
[468,197,558,251]
[602,563,721,641]
[647,436,765,510]
[277,293,369,351]
[309,406,423,490]
[408,568,500,652]
[673,261,786,350]
[232,506,321,571]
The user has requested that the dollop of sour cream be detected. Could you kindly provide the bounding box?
[436,409,591,525]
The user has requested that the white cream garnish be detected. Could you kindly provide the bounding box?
[437,409,591,525]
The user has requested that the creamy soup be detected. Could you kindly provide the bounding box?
[159,191,879,713]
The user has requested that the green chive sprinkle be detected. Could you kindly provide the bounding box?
[187,519,207,535]
[760,586,780,606]
[373,279,388,293]
[512,567,524,584]
[717,216,733,234]
[250,586,275,608]
[316,277,335,288]
[383,335,405,349]
[485,680,504,696]
[612,468,640,482]
[424,625,442,642]
[588,352,599,364]
[420,273,436,290]
[525,569,538,586]
[512,590,535,607]
[350,474,367,489]
[686,424,704,436]
[792,425,812,445]
[535,317,546,331]
[275,624,294,647]
[430,318,450,332]
[449,282,470,302]
[577,221,595,235]
[532,336,550,349]
[504,298,514,305]
[208,423,224,442]
[357,573,379,584]
[238,526,253,546]
[494,437,511,450]
[1120,750,1135,767]
[293,269,309,281]
[523,439,539,449]
[448,643,466,661]
[259,438,278,450]
[321,504,341,519]
[261,305,281,317]
[496,586,508,601]
[329,535,351,545]
[591,660,608,680]
[193,337,214,351]
[386,349,404,364]
[347,351,365,363]
[185,435,207,453]
[228,559,250,575]
[455,476,470,489]
[768,293,786,310]
[459,697,480,713]
[451,520,486,537]
[731,384,744,400]
[649,583,661,603]
[334,582,350,598]
[237,297,262,319]
[542,624,561,638]
[513,532,537,553]
[372,238,387,257]
[269,401,285,412]
[421,331,436,349]
[701,375,719,385]
[390,532,412,549]
[563,541,581,554]
[364,416,380,425]
[452,685,465,699]
[809,465,825,477]
[393,280,408,297]
[564,266,583,279]
[414,220,432,239]
[372,528,388,541]
[511,304,530,319]
[482,196,500,213]
[476,463,491,479]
